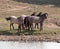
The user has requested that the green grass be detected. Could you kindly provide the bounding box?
[0,27,60,35]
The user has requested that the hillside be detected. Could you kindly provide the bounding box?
[0,0,60,34]
[0,0,60,17]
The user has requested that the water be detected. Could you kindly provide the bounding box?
[0,41,60,49]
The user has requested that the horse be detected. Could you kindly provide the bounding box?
[35,12,42,29]
[17,12,36,29]
[5,16,25,32]
[24,13,48,31]
[24,12,42,30]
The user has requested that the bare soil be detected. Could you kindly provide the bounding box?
[0,33,60,42]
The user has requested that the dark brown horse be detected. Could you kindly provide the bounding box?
[24,13,48,31]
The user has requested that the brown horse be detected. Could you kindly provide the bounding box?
[24,13,48,31]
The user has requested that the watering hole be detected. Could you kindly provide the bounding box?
[0,41,60,49]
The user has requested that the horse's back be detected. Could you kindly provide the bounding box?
[11,16,17,19]
[29,16,40,21]
[28,16,40,23]
[21,15,30,17]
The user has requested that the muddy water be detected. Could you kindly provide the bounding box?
[0,41,60,49]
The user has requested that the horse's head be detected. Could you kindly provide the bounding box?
[44,13,48,19]
[5,17,11,21]
[40,13,48,19]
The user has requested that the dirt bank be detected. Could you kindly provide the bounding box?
[0,33,60,42]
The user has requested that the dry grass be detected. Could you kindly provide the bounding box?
[0,0,60,35]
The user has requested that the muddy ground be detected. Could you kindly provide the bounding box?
[0,33,60,42]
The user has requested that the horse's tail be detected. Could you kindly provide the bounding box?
[24,17,30,27]
[5,17,11,21]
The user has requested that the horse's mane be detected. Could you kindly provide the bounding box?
[31,12,36,16]
[17,16,23,21]
[36,12,42,16]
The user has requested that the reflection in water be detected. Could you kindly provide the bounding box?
[0,41,60,49]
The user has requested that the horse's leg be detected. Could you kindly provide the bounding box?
[27,21,30,30]
[27,23,31,30]
[30,23,33,30]
[22,24,25,30]
[35,23,37,29]
[19,25,21,32]
[18,25,19,32]
[40,22,43,31]
[18,25,21,35]
[27,24,30,30]
[10,23,12,31]
[11,23,14,30]
[17,25,20,35]
[35,23,39,29]
[37,23,39,29]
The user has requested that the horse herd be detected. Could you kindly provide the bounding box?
[5,12,48,32]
